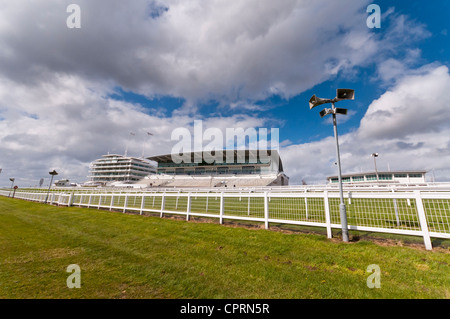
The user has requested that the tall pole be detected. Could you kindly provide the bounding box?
[331,102,349,242]
[44,171,58,204]
[8,178,14,197]
[374,156,378,181]
[372,153,379,182]
[44,174,55,204]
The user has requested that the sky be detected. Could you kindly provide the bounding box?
[0,0,450,187]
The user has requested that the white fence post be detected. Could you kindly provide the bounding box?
[414,191,432,250]
[87,194,92,208]
[110,194,114,211]
[264,191,269,229]
[98,194,102,209]
[123,194,128,213]
[68,193,74,207]
[140,194,145,215]
[219,192,224,224]
[324,191,332,239]
[186,193,191,221]
[160,193,166,218]
[391,189,400,227]
[305,197,308,220]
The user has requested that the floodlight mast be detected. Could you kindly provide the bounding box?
[309,89,354,243]
[8,178,15,198]
[331,101,349,243]
[44,170,58,204]
[371,153,379,182]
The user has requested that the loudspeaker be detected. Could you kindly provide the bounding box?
[336,89,355,100]
[335,108,348,115]
[309,95,330,109]
[319,108,332,118]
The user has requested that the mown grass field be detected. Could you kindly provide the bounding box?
[0,196,449,299]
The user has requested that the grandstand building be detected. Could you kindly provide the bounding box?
[141,150,289,188]
[327,170,427,185]
[87,154,156,186]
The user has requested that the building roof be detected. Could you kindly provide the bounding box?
[92,154,155,164]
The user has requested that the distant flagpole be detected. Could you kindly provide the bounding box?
[124,131,135,157]
[141,131,153,158]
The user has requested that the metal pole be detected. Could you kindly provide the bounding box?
[44,175,55,204]
[331,102,349,242]
[373,156,379,182]
[8,180,14,197]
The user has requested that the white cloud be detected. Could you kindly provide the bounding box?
[0,0,381,106]
[282,65,450,184]
[359,65,450,139]
[0,0,445,186]
[0,73,274,185]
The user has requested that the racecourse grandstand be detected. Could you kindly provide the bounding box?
[140,149,289,188]
[87,154,156,186]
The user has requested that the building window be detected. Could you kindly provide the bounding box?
[218,167,228,174]
[394,174,407,178]
[378,174,393,180]
[409,173,423,178]
[352,176,364,182]
[366,174,377,181]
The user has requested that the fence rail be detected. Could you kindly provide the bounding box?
[1,189,449,250]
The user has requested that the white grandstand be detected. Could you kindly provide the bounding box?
[87,154,156,186]
[139,150,289,188]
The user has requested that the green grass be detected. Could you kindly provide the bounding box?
[0,196,449,299]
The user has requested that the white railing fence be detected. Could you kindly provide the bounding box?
[1,189,449,250]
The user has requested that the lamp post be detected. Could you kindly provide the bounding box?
[309,89,355,242]
[44,170,58,204]
[8,178,15,197]
[371,153,379,182]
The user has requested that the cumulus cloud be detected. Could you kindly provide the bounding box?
[359,65,450,140]
[282,65,450,184]
[0,73,273,185]
[0,0,380,106]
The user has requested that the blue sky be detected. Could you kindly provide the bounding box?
[1,0,450,186]
[108,0,450,145]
